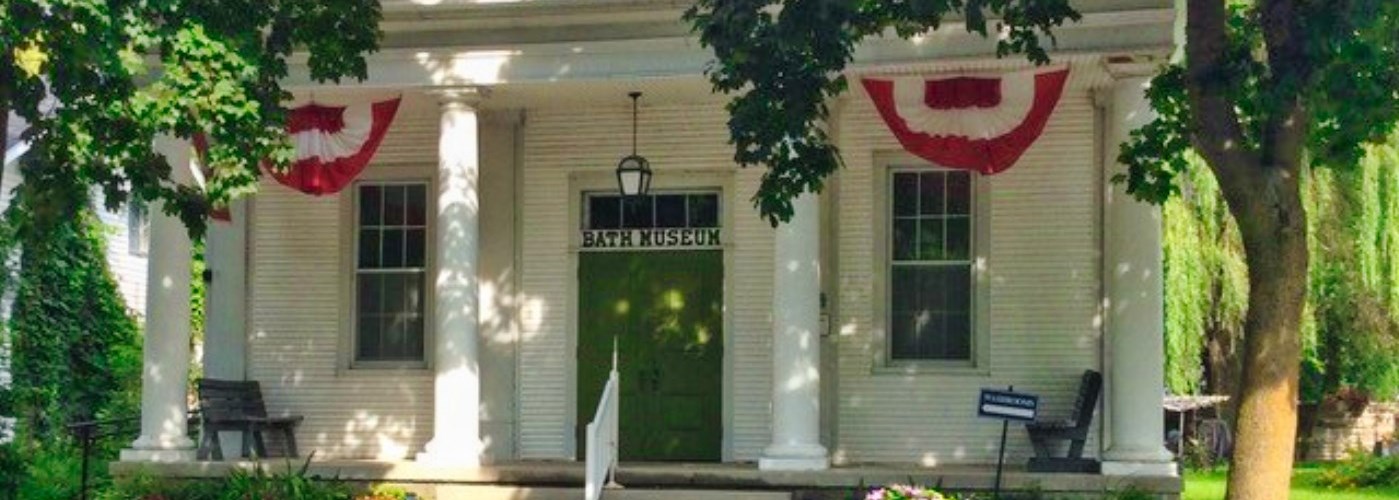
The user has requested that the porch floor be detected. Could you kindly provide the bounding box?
[110,459,1181,497]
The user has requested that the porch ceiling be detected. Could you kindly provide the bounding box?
[283,1,1173,90]
[285,51,1124,111]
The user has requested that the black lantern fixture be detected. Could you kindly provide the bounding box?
[616,91,652,199]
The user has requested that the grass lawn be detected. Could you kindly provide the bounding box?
[1184,464,1399,500]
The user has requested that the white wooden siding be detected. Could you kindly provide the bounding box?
[832,65,1104,465]
[518,101,774,460]
[247,96,437,460]
[246,94,521,460]
[94,193,147,320]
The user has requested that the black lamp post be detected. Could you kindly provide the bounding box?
[616,91,652,199]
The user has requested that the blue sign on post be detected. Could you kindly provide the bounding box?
[979,386,1039,499]
[978,389,1039,422]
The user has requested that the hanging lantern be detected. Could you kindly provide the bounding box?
[616,91,652,199]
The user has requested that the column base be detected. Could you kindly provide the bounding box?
[759,443,829,471]
[121,434,196,462]
[120,447,197,463]
[1101,460,1178,477]
[417,439,483,466]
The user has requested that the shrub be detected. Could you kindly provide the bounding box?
[100,458,400,500]
[1317,451,1399,489]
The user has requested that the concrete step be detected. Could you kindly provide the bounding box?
[430,485,791,500]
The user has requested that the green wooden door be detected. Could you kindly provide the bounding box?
[577,250,723,462]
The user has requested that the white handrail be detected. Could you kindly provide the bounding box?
[584,338,620,500]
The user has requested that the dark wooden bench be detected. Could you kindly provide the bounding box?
[1025,370,1102,473]
[196,378,303,460]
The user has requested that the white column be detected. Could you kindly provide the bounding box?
[204,199,248,454]
[760,192,829,471]
[1101,76,1175,476]
[418,88,486,465]
[121,137,197,462]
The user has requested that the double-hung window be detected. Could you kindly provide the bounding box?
[889,169,975,361]
[354,183,429,364]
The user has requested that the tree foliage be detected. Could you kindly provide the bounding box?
[1162,155,1248,396]
[1301,138,1399,403]
[1119,3,1399,203]
[1,0,383,237]
[685,0,1080,224]
[1164,137,1399,402]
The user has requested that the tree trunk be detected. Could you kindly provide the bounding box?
[1223,170,1309,500]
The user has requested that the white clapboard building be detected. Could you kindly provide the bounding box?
[116,0,1182,496]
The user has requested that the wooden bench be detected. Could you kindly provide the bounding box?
[196,378,304,460]
[1025,370,1102,473]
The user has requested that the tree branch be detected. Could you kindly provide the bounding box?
[1186,0,1261,195]
[1258,0,1309,174]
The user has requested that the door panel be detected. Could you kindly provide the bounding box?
[577,250,722,462]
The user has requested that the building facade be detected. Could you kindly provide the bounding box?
[120,0,1179,479]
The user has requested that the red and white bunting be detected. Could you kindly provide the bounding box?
[271,97,402,195]
[861,67,1069,175]
[194,97,402,222]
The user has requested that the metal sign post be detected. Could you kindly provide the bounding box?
[977,386,1039,499]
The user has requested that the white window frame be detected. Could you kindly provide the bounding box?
[128,201,150,257]
[347,179,433,370]
[872,159,992,374]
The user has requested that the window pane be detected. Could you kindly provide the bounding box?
[357,274,382,314]
[946,172,971,215]
[383,316,410,360]
[942,313,972,359]
[920,173,945,216]
[383,273,408,314]
[405,184,427,226]
[655,195,687,228]
[893,173,919,216]
[621,196,652,229]
[920,267,949,314]
[892,219,918,261]
[357,315,383,360]
[943,266,972,313]
[360,186,382,226]
[890,266,973,361]
[918,219,944,260]
[358,229,381,268]
[384,185,406,225]
[382,229,405,268]
[401,273,424,315]
[589,196,621,229]
[405,229,426,268]
[687,194,719,228]
[404,317,425,360]
[891,268,918,315]
[945,217,970,261]
[890,311,922,360]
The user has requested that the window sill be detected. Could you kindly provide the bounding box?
[872,362,992,377]
[341,362,431,376]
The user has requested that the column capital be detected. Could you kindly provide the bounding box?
[430,85,490,109]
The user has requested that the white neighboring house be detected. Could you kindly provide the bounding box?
[0,116,151,443]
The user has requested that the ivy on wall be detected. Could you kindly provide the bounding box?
[0,155,143,497]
